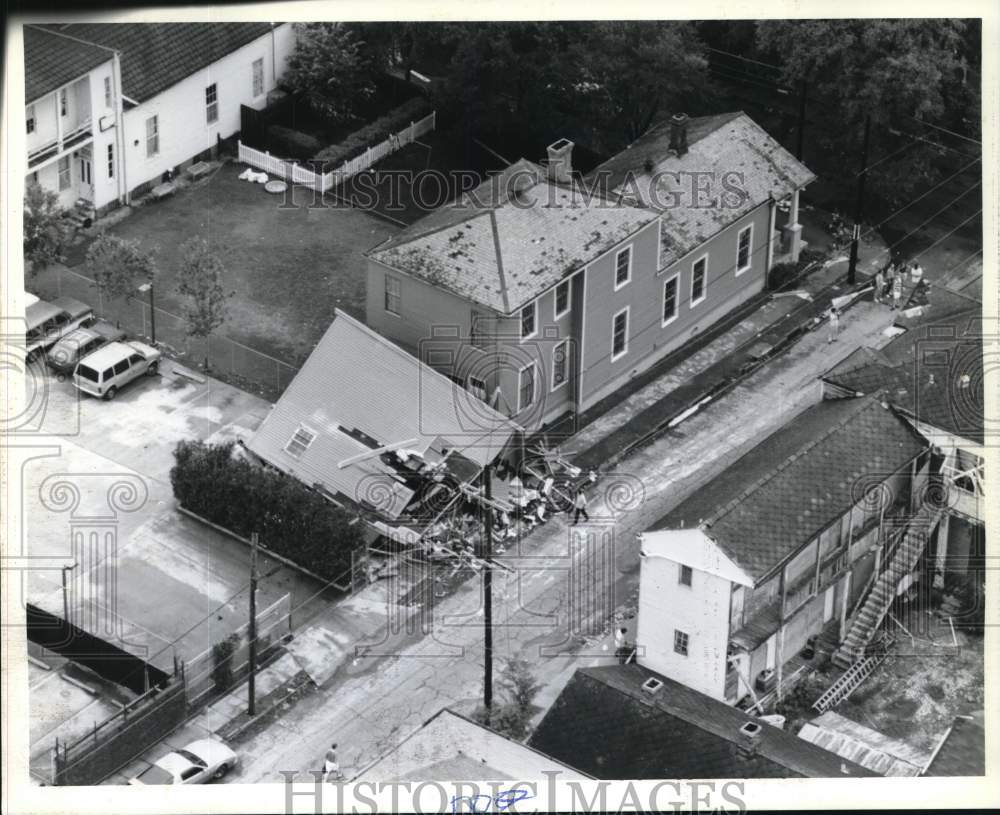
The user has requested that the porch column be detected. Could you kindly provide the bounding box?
[781,187,803,262]
[55,91,63,150]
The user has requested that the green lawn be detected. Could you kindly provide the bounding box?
[106,162,398,364]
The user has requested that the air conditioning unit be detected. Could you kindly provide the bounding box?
[755,668,777,693]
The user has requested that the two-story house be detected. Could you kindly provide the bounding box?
[821,306,985,593]
[635,394,932,706]
[23,23,295,216]
[366,112,814,428]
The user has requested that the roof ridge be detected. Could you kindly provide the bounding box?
[488,209,511,313]
[26,23,118,55]
[702,396,881,529]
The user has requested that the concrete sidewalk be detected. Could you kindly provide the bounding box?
[565,230,888,471]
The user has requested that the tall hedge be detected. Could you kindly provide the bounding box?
[313,96,431,171]
[170,440,362,581]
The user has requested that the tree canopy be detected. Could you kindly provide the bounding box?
[284,23,376,123]
[23,182,71,274]
[84,234,157,302]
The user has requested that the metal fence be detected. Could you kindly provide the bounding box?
[237,110,437,191]
[181,593,292,709]
[34,265,299,400]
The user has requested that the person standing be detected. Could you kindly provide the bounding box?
[910,261,924,284]
[891,272,903,310]
[827,308,840,343]
[614,627,630,664]
[324,743,342,782]
[873,268,885,304]
[572,489,590,525]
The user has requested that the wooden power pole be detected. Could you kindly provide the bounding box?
[248,531,259,716]
[847,115,873,285]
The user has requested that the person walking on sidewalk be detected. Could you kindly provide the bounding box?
[827,308,840,343]
[891,273,903,310]
[324,743,342,782]
[572,489,590,525]
[873,269,885,304]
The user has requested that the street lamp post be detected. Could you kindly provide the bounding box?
[137,282,155,345]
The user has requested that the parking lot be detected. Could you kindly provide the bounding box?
[20,352,328,686]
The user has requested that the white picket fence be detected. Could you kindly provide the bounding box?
[238,110,436,192]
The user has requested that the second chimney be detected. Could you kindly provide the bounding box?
[547,138,574,184]
[737,721,763,757]
[669,113,690,156]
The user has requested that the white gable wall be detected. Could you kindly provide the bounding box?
[636,530,747,700]
[121,23,294,197]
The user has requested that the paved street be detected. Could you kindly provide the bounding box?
[229,276,905,783]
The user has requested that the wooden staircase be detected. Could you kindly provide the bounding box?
[832,504,942,670]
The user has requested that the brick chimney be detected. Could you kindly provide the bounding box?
[669,113,689,156]
[737,721,763,757]
[546,138,574,183]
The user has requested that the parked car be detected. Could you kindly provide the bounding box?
[72,340,161,400]
[26,297,94,361]
[129,738,238,785]
[46,320,126,375]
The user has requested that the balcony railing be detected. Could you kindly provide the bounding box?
[28,118,93,167]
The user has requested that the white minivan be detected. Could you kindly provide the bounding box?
[73,340,161,400]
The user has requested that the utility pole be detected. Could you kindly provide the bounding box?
[247,532,259,716]
[481,464,493,718]
[796,79,807,161]
[847,115,872,285]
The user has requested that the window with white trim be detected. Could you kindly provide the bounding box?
[736,224,753,275]
[691,255,707,305]
[145,115,159,157]
[554,279,571,318]
[384,275,401,315]
[58,156,71,190]
[104,76,112,108]
[614,246,632,289]
[518,363,536,411]
[662,275,678,325]
[611,307,629,361]
[679,564,693,586]
[107,144,114,178]
[520,301,536,339]
[205,83,219,124]
[27,105,35,134]
[551,340,568,390]
[674,629,689,656]
[252,58,265,97]
[284,425,316,458]
[60,89,67,117]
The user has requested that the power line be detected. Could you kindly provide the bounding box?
[908,115,982,146]
[704,45,784,72]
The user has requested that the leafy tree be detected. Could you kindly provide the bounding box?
[23,182,71,273]
[176,237,232,367]
[284,23,376,123]
[471,658,542,740]
[755,19,973,205]
[84,234,157,303]
[559,22,711,145]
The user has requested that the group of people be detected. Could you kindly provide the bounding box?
[873,259,923,310]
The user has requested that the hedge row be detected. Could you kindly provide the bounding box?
[170,440,362,582]
[313,96,432,170]
[266,125,323,161]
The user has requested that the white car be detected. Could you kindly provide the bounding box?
[130,738,238,785]
[73,340,161,400]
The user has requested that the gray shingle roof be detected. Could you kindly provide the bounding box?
[823,309,983,444]
[528,665,875,779]
[24,25,115,103]
[590,111,816,266]
[37,23,276,103]
[369,160,660,314]
[649,395,927,580]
